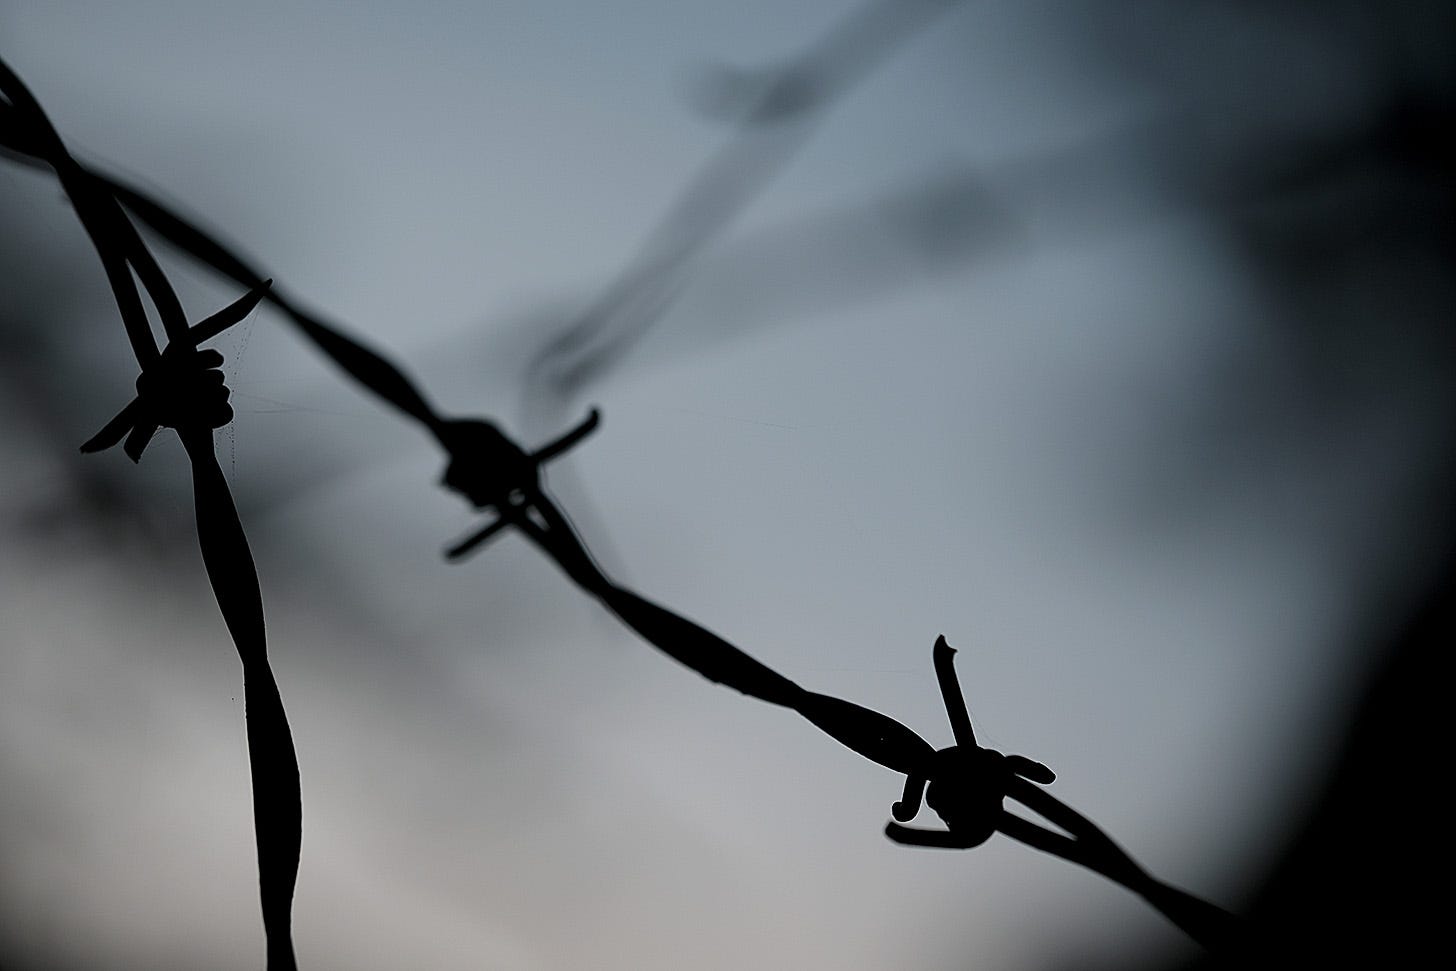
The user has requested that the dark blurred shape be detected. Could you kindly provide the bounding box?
[1239,554,1449,968]
[521,0,967,421]
[686,0,962,125]
[1047,5,1455,968]
[1083,548,1451,971]
[0,303,152,544]
[611,164,1019,365]
[1066,3,1456,525]
[1235,555,1450,968]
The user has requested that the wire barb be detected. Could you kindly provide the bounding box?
[78,283,271,461]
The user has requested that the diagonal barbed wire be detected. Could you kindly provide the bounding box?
[0,58,302,971]
[2,15,1237,952]
[442,461,1240,952]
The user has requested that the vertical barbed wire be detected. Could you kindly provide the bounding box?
[0,58,302,971]
[0,2,1252,955]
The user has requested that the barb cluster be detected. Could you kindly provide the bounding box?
[81,285,269,460]
[438,408,601,559]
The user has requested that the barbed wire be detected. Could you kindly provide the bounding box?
[0,2,1242,958]
[0,57,302,971]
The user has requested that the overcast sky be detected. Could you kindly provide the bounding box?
[2,2,1451,969]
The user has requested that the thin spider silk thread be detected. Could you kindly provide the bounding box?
[224,312,255,482]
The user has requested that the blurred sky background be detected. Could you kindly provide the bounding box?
[1,2,1452,969]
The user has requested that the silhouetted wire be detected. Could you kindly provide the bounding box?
[0,104,449,442]
[0,58,301,971]
[446,456,1240,951]
[0,73,626,603]
[4,34,1240,955]
[536,514,1245,952]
